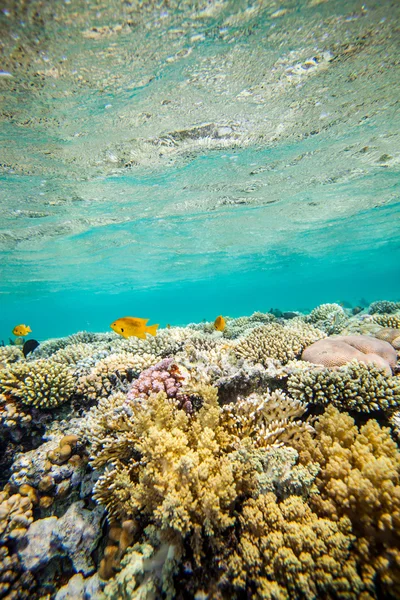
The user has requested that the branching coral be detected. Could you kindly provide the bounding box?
[221,390,314,448]
[0,359,76,408]
[224,493,363,600]
[76,352,157,401]
[287,360,400,412]
[234,322,325,366]
[306,303,348,334]
[0,346,23,368]
[293,406,400,596]
[369,300,400,315]
[372,313,400,329]
[87,384,315,566]
[50,343,97,366]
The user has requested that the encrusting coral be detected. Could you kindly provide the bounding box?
[287,359,400,412]
[234,322,325,366]
[301,334,397,375]
[0,359,76,408]
[293,406,400,597]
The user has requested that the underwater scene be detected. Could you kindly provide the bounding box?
[1,0,400,598]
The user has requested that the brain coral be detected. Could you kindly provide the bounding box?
[225,493,363,599]
[234,323,325,366]
[0,359,76,408]
[287,360,400,412]
[375,328,400,349]
[306,303,348,334]
[294,406,400,597]
[301,334,397,375]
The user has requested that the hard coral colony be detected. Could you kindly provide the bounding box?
[0,302,400,598]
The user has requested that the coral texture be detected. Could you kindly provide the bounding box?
[0,491,33,542]
[375,328,400,350]
[0,346,23,368]
[234,323,325,366]
[301,334,397,374]
[369,301,400,314]
[306,303,348,334]
[225,493,362,599]
[288,360,400,412]
[294,406,400,596]
[0,360,75,408]
[372,314,400,329]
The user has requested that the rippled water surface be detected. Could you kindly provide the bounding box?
[0,0,399,339]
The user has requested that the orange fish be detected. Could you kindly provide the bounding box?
[13,324,31,336]
[110,317,159,339]
[214,315,226,331]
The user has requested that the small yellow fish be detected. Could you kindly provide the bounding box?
[214,315,226,331]
[110,317,159,339]
[13,324,31,336]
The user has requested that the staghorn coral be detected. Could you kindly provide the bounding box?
[224,493,363,600]
[288,360,400,412]
[302,334,397,374]
[369,300,400,314]
[221,389,314,448]
[306,302,348,334]
[0,491,33,542]
[76,352,157,401]
[0,359,75,408]
[234,322,325,366]
[294,406,400,597]
[372,313,400,329]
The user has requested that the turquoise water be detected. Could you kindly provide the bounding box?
[0,0,399,340]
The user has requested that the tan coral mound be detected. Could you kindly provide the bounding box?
[0,359,75,408]
[288,360,400,412]
[226,493,363,600]
[0,491,33,541]
[302,334,397,374]
[294,406,400,597]
[234,323,325,366]
[375,328,400,350]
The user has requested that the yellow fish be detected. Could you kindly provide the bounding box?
[214,315,226,331]
[13,324,31,336]
[110,317,159,339]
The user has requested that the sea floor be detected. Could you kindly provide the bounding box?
[0,301,400,599]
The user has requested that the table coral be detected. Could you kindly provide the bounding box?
[306,303,348,334]
[287,360,400,412]
[224,493,363,600]
[301,334,397,374]
[0,359,76,408]
[293,406,400,597]
[234,322,325,366]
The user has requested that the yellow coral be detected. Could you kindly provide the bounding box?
[294,406,400,596]
[0,491,33,541]
[225,492,363,599]
[373,314,400,329]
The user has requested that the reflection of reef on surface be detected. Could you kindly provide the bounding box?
[0,302,400,598]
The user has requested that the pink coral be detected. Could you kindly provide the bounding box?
[126,359,192,411]
[302,334,397,375]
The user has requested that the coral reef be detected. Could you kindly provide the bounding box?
[76,352,157,401]
[0,491,33,542]
[0,359,76,408]
[224,493,362,599]
[287,360,400,412]
[369,300,400,314]
[0,346,23,368]
[305,303,349,334]
[234,322,325,366]
[372,313,400,329]
[302,334,397,374]
[375,327,400,350]
[294,406,400,596]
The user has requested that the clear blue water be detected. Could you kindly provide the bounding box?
[0,0,399,341]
